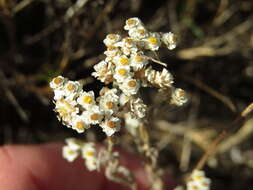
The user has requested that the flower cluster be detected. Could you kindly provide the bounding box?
[187,170,211,190]
[62,138,97,171]
[50,76,122,136]
[50,17,187,136]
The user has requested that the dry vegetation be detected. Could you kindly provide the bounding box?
[0,0,253,189]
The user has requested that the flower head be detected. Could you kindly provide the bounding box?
[82,105,103,125]
[101,117,121,136]
[144,33,161,51]
[119,78,140,96]
[114,66,132,83]
[103,33,121,47]
[62,145,79,162]
[50,76,67,89]
[124,17,143,31]
[77,91,96,109]
[71,115,90,133]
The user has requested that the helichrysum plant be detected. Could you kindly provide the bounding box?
[49,17,210,190]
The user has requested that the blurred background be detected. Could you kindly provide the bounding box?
[0,0,253,189]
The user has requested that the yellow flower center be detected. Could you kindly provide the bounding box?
[134,55,143,62]
[76,121,85,130]
[83,96,92,104]
[86,151,94,157]
[126,19,136,26]
[66,83,75,91]
[148,37,158,45]
[68,150,75,155]
[53,77,63,85]
[107,46,116,51]
[107,121,115,128]
[90,113,99,121]
[118,68,127,76]
[125,38,132,45]
[128,80,137,87]
[178,90,186,97]
[194,175,203,180]
[119,57,129,65]
[137,29,145,35]
[107,34,115,40]
[106,101,114,109]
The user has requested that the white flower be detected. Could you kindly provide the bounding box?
[130,52,148,71]
[81,143,96,160]
[104,45,120,58]
[119,78,140,96]
[171,88,188,106]
[71,115,90,133]
[101,117,121,136]
[65,138,83,151]
[128,26,149,40]
[161,32,177,50]
[50,76,67,89]
[77,91,96,109]
[92,60,114,84]
[82,105,103,125]
[143,33,161,51]
[124,17,143,31]
[114,37,138,56]
[114,66,132,83]
[103,34,121,47]
[63,80,83,100]
[187,170,211,190]
[113,55,131,66]
[81,143,97,171]
[99,93,119,116]
[54,98,79,125]
[62,145,79,162]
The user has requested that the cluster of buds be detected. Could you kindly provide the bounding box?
[50,17,187,137]
[187,170,211,190]
[62,138,97,171]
